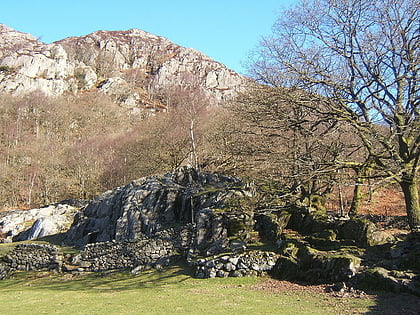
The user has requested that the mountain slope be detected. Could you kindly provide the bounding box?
[0,24,244,109]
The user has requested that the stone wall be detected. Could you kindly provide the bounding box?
[0,244,62,279]
[74,239,175,272]
[192,251,279,278]
[69,227,194,272]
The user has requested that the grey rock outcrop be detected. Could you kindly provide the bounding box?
[0,203,81,242]
[0,24,245,107]
[0,25,75,96]
[64,167,252,256]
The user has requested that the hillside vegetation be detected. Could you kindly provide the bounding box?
[0,90,231,208]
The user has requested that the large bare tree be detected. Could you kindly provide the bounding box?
[251,0,420,231]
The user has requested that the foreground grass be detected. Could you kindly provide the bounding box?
[0,266,375,315]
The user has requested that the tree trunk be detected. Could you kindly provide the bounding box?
[189,119,199,169]
[349,181,362,217]
[338,183,345,216]
[399,175,420,233]
[349,167,366,217]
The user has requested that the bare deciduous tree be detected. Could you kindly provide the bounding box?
[251,0,420,231]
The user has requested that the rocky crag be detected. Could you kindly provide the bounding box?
[0,24,244,110]
[0,201,84,242]
[64,166,252,255]
[0,167,418,297]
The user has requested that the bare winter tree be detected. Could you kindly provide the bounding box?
[233,82,363,212]
[163,73,210,170]
[251,0,420,231]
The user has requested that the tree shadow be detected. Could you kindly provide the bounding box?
[1,262,193,293]
[365,291,420,315]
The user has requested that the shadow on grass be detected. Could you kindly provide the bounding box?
[0,262,193,293]
[365,291,420,315]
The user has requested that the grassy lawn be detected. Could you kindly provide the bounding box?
[0,266,376,315]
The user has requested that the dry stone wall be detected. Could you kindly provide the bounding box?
[74,239,175,272]
[0,244,62,279]
[71,227,194,272]
[192,251,279,278]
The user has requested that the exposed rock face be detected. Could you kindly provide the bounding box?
[0,203,81,242]
[0,24,244,107]
[0,25,74,96]
[64,167,251,255]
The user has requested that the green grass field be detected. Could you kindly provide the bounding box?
[0,265,376,315]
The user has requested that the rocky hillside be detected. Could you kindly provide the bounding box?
[0,24,244,110]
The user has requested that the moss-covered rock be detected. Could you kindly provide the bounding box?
[273,233,362,284]
[337,218,393,247]
[286,206,332,235]
[225,211,254,241]
[303,229,344,250]
[271,256,300,279]
[298,194,327,214]
[254,210,291,242]
[355,267,402,293]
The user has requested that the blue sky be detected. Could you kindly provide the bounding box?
[1,0,297,74]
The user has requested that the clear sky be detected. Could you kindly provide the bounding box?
[0,0,297,74]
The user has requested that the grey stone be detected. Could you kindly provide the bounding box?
[224,262,235,272]
[230,270,243,277]
[216,270,228,278]
[0,203,81,242]
[228,257,239,265]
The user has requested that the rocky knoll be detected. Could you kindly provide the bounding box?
[64,166,252,256]
[0,24,244,107]
[257,206,420,296]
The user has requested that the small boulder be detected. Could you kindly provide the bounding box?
[338,217,393,247]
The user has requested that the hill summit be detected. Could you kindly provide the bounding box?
[0,24,244,110]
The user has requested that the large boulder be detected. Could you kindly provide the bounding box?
[64,167,252,256]
[13,217,65,241]
[337,217,393,247]
[283,206,393,248]
[354,267,420,296]
[254,210,292,242]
